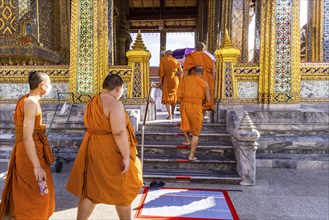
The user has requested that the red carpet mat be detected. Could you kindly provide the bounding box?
[135,187,239,220]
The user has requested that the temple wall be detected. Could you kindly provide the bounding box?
[39,0,55,49]
[238,82,258,98]
[0,83,68,100]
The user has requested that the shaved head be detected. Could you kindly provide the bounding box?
[103,74,123,91]
[196,42,206,51]
[28,71,49,90]
[165,50,173,56]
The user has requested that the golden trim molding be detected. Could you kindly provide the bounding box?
[301,75,329,80]
[0,65,69,82]
[236,75,259,81]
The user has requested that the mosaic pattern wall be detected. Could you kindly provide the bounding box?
[39,0,54,49]
[324,0,329,61]
[301,81,329,98]
[231,0,244,59]
[76,0,94,94]
[132,62,141,97]
[0,0,18,34]
[18,0,29,19]
[274,0,292,93]
[224,62,234,98]
[238,82,258,98]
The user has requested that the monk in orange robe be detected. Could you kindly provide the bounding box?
[159,50,183,119]
[183,42,216,111]
[177,66,210,161]
[0,71,55,220]
[66,74,143,220]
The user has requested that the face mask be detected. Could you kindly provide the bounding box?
[44,84,52,96]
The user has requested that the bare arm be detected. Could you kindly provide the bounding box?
[178,65,183,79]
[177,77,184,103]
[23,100,46,181]
[203,81,211,104]
[110,101,130,174]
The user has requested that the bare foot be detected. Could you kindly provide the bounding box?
[188,157,198,161]
[182,142,191,146]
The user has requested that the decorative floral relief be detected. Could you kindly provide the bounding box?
[301,81,329,98]
[238,82,258,98]
[0,83,68,100]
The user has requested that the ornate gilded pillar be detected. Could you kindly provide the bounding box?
[196,0,207,44]
[108,0,114,65]
[231,0,250,62]
[258,0,300,104]
[69,0,109,101]
[54,0,70,64]
[307,0,324,62]
[215,31,241,101]
[323,0,329,61]
[116,14,128,65]
[207,0,215,54]
[220,0,232,44]
[207,0,221,54]
[126,31,151,100]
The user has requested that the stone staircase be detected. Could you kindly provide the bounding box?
[0,105,241,184]
[136,121,241,184]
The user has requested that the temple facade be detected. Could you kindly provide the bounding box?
[0,0,328,172]
[0,0,328,105]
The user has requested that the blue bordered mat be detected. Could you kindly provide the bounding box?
[135,187,239,220]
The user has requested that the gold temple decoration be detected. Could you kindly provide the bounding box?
[215,30,241,101]
[69,0,109,102]
[258,0,301,104]
[126,30,151,100]
[131,30,147,50]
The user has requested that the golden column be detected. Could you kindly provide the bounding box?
[126,31,151,100]
[69,0,109,102]
[258,0,300,104]
[215,31,241,102]
[307,0,324,61]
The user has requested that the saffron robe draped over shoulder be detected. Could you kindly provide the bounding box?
[66,94,143,206]
[183,51,215,110]
[159,56,181,104]
[0,95,55,220]
[177,75,207,136]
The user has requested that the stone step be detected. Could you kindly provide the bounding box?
[136,132,231,142]
[141,153,236,171]
[257,135,329,154]
[140,122,227,132]
[138,141,233,156]
[257,153,329,169]
[142,168,241,184]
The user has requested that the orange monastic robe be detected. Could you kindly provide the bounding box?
[0,95,55,220]
[159,55,181,104]
[66,94,143,206]
[183,51,215,110]
[177,75,207,136]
